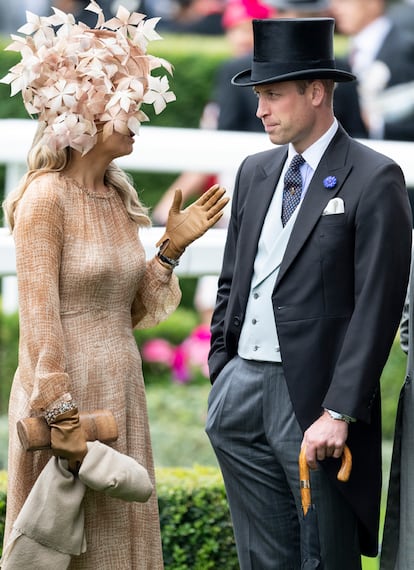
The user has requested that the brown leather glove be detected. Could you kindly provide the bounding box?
[156,184,229,261]
[50,408,88,473]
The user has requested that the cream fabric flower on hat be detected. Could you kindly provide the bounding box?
[0,0,176,155]
[144,75,177,114]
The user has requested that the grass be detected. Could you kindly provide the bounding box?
[146,380,218,468]
[363,557,379,570]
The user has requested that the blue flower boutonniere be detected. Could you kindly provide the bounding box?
[323,176,337,189]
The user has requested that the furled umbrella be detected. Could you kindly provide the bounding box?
[299,444,353,569]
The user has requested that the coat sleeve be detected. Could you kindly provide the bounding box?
[322,161,412,421]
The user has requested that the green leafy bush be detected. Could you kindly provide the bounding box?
[0,467,238,567]
[0,310,18,414]
[157,466,238,569]
[147,382,216,467]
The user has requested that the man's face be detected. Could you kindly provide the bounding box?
[254,81,317,152]
[330,0,385,35]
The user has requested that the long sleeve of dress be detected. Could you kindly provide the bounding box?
[13,177,71,412]
[131,257,181,329]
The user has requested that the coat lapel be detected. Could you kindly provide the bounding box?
[276,127,352,287]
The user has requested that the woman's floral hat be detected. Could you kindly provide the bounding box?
[0,1,176,154]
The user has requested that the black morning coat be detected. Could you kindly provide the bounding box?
[209,124,413,557]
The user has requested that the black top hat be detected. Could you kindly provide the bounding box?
[232,18,355,86]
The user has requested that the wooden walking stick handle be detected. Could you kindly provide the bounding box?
[337,444,352,482]
[17,409,118,451]
[299,444,352,515]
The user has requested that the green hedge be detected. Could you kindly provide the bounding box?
[157,466,238,569]
[0,310,19,414]
[0,466,239,568]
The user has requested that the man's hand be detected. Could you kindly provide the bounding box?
[302,410,349,470]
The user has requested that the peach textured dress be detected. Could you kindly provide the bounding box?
[4,172,181,568]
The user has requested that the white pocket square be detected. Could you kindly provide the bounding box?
[322,197,344,215]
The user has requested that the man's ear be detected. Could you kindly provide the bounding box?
[310,80,326,107]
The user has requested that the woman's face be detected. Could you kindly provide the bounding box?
[95,125,136,160]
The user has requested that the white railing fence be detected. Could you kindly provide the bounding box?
[1,119,414,313]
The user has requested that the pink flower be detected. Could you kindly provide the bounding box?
[142,324,212,383]
[183,325,211,377]
[141,338,174,366]
[171,345,191,383]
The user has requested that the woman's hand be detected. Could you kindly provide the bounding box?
[50,408,88,473]
[156,184,229,261]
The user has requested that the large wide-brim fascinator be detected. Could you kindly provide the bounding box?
[0,1,176,154]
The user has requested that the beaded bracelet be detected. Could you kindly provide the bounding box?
[44,399,78,425]
[157,251,180,268]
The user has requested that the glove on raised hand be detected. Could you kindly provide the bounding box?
[156,184,229,261]
[50,408,88,473]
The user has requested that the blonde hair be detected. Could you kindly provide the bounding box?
[3,122,151,230]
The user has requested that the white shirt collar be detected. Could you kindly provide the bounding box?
[287,118,338,174]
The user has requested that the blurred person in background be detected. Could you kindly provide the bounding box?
[331,0,414,221]
[388,0,414,32]
[155,0,226,34]
[331,0,414,142]
[138,0,175,19]
[266,0,329,16]
[51,0,112,23]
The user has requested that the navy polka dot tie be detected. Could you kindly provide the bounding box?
[281,154,305,226]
